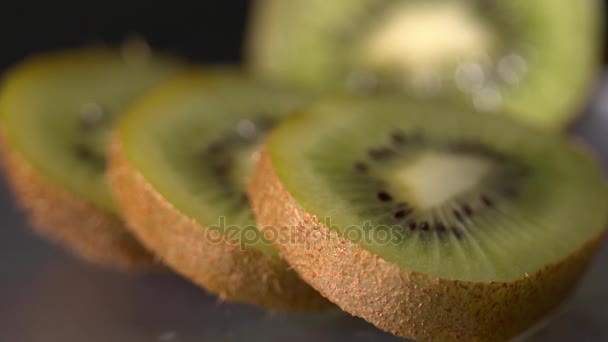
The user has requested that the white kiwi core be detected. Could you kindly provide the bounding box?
[389,152,493,209]
[361,2,495,76]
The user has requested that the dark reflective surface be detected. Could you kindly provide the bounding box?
[1,78,607,342]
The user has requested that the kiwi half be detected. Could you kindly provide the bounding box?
[248,97,608,340]
[0,46,183,270]
[108,69,329,310]
[247,0,601,130]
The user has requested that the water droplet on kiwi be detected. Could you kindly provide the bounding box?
[79,102,105,129]
[454,62,485,93]
[473,85,503,112]
[236,119,258,140]
[497,53,527,85]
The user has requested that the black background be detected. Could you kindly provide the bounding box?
[0,2,249,70]
[0,1,605,73]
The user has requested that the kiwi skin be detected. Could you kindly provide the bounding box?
[108,133,331,310]
[248,146,607,341]
[0,135,155,271]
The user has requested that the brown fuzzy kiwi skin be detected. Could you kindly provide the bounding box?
[108,135,331,311]
[248,146,607,341]
[0,135,156,271]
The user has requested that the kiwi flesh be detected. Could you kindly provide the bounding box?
[0,46,184,270]
[247,0,601,130]
[108,69,330,310]
[248,97,608,340]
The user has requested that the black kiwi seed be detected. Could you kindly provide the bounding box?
[394,208,412,219]
[377,191,392,202]
[75,143,93,159]
[419,222,430,231]
[462,205,474,217]
[452,227,463,240]
[74,143,105,169]
[212,161,231,177]
[354,161,368,172]
[481,195,494,207]
[435,222,447,233]
[453,210,464,223]
[391,131,406,145]
[408,222,417,230]
[368,147,393,160]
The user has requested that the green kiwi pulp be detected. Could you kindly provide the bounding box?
[118,70,310,255]
[248,0,601,130]
[0,47,183,214]
[111,69,329,309]
[265,97,608,283]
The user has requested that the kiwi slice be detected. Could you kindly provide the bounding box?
[247,0,600,130]
[0,46,183,269]
[108,69,329,310]
[248,97,608,340]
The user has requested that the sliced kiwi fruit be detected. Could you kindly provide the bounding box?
[247,0,601,130]
[0,46,184,270]
[248,97,608,340]
[108,69,330,310]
